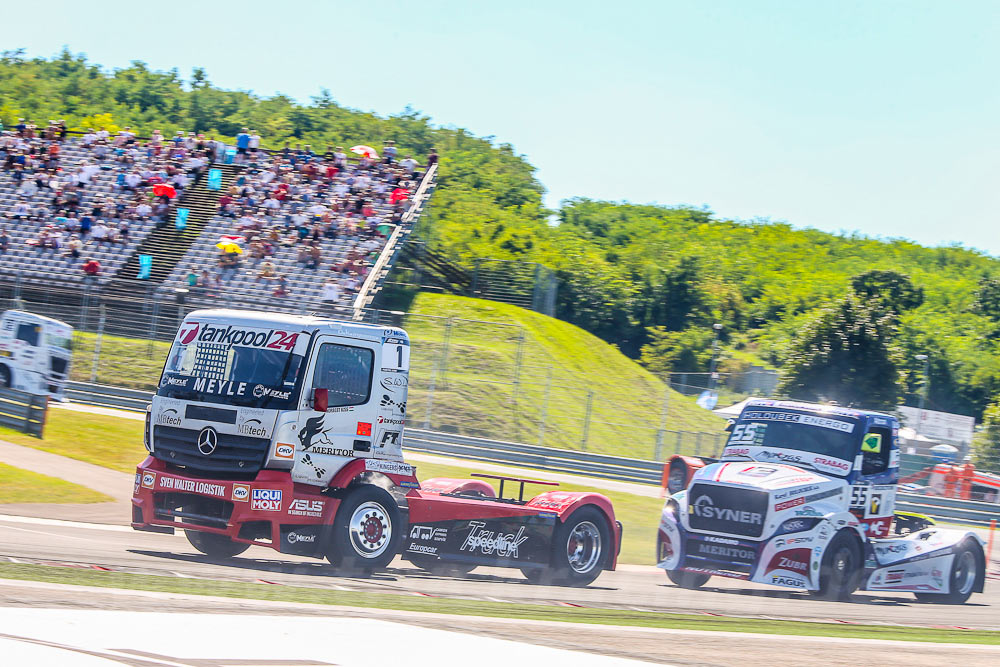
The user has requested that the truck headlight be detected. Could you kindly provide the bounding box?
[144,405,153,453]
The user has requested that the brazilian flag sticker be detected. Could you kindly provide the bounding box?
[862,433,882,453]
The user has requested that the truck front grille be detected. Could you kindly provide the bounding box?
[687,483,769,538]
[153,425,269,475]
[682,537,758,574]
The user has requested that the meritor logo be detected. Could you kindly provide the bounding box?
[690,495,763,525]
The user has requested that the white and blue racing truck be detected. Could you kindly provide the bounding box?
[0,310,73,400]
[657,399,987,603]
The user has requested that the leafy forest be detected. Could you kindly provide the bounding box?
[3,49,1000,422]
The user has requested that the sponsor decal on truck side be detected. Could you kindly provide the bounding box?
[365,459,415,476]
[158,477,226,498]
[251,489,282,511]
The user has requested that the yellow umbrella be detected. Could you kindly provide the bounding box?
[216,241,243,254]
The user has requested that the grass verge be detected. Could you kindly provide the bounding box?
[0,562,994,643]
[0,408,146,474]
[0,463,113,504]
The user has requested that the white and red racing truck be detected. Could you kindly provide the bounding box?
[657,399,988,603]
[132,310,621,584]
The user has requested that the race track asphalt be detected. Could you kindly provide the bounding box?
[0,513,996,632]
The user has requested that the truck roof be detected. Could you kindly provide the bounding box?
[184,309,407,341]
[2,310,73,329]
[744,398,895,421]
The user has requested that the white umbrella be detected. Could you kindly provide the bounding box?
[350,145,379,159]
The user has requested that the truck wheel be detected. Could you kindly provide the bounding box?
[408,554,477,576]
[327,485,402,573]
[0,365,10,388]
[532,506,610,587]
[914,541,982,604]
[185,529,250,558]
[666,569,711,589]
[815,531,861,601]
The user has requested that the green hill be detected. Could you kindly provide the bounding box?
[401,293,726,459]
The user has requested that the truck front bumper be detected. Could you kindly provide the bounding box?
[131,457,336,555]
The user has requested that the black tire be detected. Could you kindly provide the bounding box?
[666,569,711,589]
[914,541,982,604]
[327,485,402,573]
[0,365,10,388]
[815,530,862,601]
[534,506,611,587]
[408,554,477,576]
[185,529,250,558]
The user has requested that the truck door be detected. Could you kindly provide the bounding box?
[849,423,896,538]
[291,337,378,486]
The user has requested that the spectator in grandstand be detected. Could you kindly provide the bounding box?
[0,227,9,254]
[399,155,418,175]
[321,277,341,312]
[272,274,290,297]
[249,130,261,156]
[82,258,101,280]
[427,147,438,168]
[185,268,199,288]
[235,128,250,162]
[135,200,152,219]
[383,140,397,163]
[258,259,277,280]
[91,220,110,244]
[64,234,82,259]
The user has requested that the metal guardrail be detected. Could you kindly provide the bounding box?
[66,381,151,412]
[0,386,47,438]
[63,381,1000,526]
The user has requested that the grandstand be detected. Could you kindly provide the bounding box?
[0,125,437,319]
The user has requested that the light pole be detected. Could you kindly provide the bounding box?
[708,323,723,392]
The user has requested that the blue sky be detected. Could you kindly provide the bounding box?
[12,1,1000,253]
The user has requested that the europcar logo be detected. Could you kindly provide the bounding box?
[178,322,200,345]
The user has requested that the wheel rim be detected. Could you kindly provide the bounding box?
[348,501,391,559]
[566,521,602,574]
[830,545,853,589]
[953,550,977,595]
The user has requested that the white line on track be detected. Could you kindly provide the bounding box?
[0,513,132,533]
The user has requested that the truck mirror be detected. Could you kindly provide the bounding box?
[725,419,735,433]
[312,387,329,412]
[861,432,882,454]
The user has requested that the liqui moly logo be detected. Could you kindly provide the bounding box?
[461,521,528,558]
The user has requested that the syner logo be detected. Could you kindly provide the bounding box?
[690,495,763,525]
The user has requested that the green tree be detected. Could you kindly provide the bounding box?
[973,399,1000,469]
[639,326,715,375]
[850,269,924,315]
[778,292,904,409]
[973,278,1000,321]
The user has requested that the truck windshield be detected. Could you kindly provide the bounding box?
[723,408,859,474]
[156,335,305,409]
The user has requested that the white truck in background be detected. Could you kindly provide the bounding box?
[0,310,74,400]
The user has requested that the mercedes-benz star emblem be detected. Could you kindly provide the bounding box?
[197,427,218,455]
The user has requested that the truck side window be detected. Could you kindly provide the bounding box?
[861,426,892,476]
[312,343,373,407]
[15,324,39,347]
